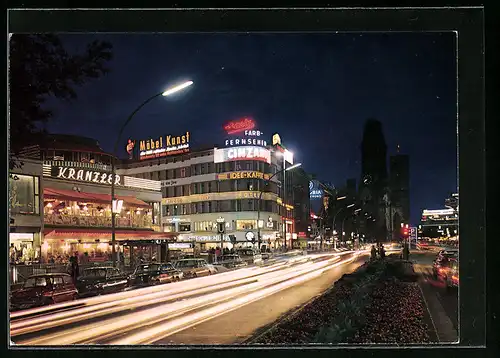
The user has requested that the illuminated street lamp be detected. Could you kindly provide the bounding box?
[110,80,193,267]
[256,162,302,251]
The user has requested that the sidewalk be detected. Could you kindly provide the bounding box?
[413,263,459,343]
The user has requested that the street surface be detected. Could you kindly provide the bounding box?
[10,251,370,346]
[412,250,458,343]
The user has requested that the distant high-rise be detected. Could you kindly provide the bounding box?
[389,152,410,225]
[358,119,389,242]
[346,178,357,198]
[360,119,388,191]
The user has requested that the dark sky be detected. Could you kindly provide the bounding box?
[46,33,457,225]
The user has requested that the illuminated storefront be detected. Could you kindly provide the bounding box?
[42,162,166,264]
[9,159,44,264]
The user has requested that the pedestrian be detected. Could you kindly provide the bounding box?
[71,254,80,283]
[370,245,377,261]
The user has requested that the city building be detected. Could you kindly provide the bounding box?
[118,119,297,252]
[389,150,410,222]
[358,118,389,241]
[15,134,168,265]
[291,167,311,248]
[419,193,459,240]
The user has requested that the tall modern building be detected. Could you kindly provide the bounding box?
[292,167,311,246]
[358,119,389,241]
[389,151,410,223]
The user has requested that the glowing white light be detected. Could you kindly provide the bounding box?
[161,81,193,97]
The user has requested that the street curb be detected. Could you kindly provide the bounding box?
[417,282,440,342]
[414,266,459,344]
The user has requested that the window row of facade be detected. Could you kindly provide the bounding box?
[133,161,276,181]
[162,199,288,216]
[161,180,281,198]
[165,219,280,233]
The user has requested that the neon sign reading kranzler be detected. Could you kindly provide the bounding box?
[52,166,122,186]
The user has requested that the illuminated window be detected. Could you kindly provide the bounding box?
[9,174,40,215]
[236,220,257,230]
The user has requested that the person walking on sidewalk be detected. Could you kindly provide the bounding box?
[371,245,377,261]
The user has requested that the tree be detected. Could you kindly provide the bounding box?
[9,34,113,169]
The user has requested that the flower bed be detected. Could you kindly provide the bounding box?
[250,257,430,345]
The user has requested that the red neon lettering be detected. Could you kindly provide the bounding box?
[224,118,256,134]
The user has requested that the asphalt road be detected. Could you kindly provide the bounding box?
[157,254,368,344]
[10,251,368,346]
[411,250,458,340]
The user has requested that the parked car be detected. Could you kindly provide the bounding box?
[236,248,263,265]
[128,263,184,287]
[10,273,78,311]
[433,250,458,278]
[76,267,129,297]
[174,258,217,278]
[218,254,248,269]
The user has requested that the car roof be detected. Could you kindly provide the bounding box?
[28,273,71,278]
[84,266,114,270]
[177,258,203,261]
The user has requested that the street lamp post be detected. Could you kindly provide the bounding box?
[257,162,301,251]
[110,81,193,268]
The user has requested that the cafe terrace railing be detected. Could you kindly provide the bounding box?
[44,214,153,229]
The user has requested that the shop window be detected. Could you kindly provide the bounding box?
[9,174,40,215]
[236,220,257,230]
[179,223,191,232]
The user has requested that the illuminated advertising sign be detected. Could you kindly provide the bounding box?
[126,139,135,160]
[422,209,455,216]
[214,146,271,164]
[225,130,267,147]
[224,118,267,148]
[224,118,255,135]
[309,181,323,199]
[137,131,190,160]
[50,166,122,186]
[272,133,281,146]
[216,171,271,180]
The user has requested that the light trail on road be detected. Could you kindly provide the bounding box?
[11,251,363,346]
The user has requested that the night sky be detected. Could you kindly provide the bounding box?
[46,33,457,225]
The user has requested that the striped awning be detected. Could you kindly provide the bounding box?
[43,228,177,241]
